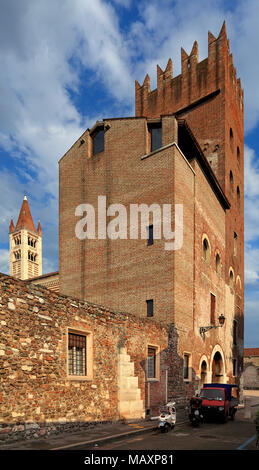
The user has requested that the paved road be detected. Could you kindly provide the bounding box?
[72,414,257,451]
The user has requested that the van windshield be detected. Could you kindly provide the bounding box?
[200,389,224,401]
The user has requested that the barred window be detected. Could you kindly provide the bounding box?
[68,333,86,376]
[147,347,156,378]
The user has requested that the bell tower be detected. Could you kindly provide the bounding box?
[9,194,42,280]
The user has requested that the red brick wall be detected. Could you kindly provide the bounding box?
[58,24,244,399]
[59,116,180,324]
[135,24,244,374]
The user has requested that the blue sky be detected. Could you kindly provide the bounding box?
[0,0,258,347]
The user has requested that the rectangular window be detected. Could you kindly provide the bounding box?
[147,225,153,246]
[68,332,86,376]
[146,299,154,317]
[149,124,162,152]
[210,293,216,325]
[183,354,189,380]
[147,347,156,378]
[93,129,104,155]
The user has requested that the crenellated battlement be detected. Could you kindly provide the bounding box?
[135,21,244,119]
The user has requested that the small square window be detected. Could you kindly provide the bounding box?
[146,299,154,317]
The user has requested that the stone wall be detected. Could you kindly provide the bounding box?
[243,349,259,390]
[0,273,196,442]
[29,271,59,293]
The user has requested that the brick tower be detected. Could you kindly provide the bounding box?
[136,21,244,342]
[9,195,42,280]
[59,22,244,396]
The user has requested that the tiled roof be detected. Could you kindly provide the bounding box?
[244,348,259,357]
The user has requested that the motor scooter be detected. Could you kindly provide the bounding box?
[188,396,203,427]
[158,402,176,433]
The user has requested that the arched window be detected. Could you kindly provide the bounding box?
[28,237,36,247]
[202,237,210,263]
[28,252,36,262]
[230,170,234,192]
[14,250,21,260]
[216,253,221,275]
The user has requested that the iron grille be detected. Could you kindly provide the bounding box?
[68,333,86,376]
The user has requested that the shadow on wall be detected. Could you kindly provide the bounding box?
[231,287,244,395]
[243,363,259,390]
[140,324,199,418]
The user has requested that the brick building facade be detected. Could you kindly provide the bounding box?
[59,23,244,393]
[0,23,244,440]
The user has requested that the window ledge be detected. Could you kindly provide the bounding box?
[67,375,93,382]
[147,378,159,383]
[141,142,174,160]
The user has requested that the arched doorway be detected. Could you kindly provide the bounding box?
[212,351,224,383]
[200,360,208,386]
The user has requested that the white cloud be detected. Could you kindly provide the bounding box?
[244,296,259,347]
[244,145,259,244]
[245,270,259,285]
[244,145,259,199]
[0,249,9,275]
[0,0,133,204]
[0,0,133,275]
[245,244,259,285]
[111,0,131,8]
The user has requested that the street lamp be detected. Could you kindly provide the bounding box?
[200,314,225,340]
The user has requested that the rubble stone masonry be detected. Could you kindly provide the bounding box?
[0,273,193,442]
